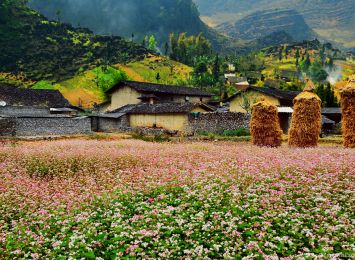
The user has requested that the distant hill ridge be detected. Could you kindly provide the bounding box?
[217,9,316,42]
[194,0,355,49]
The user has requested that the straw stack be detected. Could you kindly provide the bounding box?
[288,92,322,147]
[340,81,355,148]
[250,100,283,147]
[304,78,316,92]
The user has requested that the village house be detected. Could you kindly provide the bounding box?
[0,84,90,136]
[225,75,250,91]
[93,102,214,133]
[227,86,299,113]
[104,81,213,112]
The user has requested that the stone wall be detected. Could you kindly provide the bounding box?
[92,115,130,132]
[0,116,92,136]
[187,112,250,135]
[15,117,92,136]
[0,118,16,136]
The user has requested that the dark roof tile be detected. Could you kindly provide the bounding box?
[109,103,214,115]
[0,84,71,108]
[227,86,300,103]
[107,81,213,97]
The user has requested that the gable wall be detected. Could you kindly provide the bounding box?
[229,90,280,113]
[129,114,188,132]
[110,86,141,111]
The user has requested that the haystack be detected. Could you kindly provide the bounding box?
[288,92,322,147]
[250,100,283,147]
[340,82,355,148]
[304,78,316,92]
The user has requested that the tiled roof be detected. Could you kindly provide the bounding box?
[108,103,214,115]
[107,81,213,97]
[227,86,300,103]
[0,84,71,108]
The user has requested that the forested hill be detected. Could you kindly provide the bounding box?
[28,0,223,50]
[0,1,149,81]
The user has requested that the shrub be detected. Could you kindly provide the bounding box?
[222,128,250,137]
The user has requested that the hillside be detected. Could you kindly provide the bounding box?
[259,40,354,95]
[28,0,224,51]
[117,55,193,85]
[194,0,355,49]
[0,2,149,82]
[29,56,193,108]
[217,9,316,42]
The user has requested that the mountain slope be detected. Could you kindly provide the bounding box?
[194,0,355,48]
[0,2,149,81]
[217,9,316,42]
[28,0,223,50]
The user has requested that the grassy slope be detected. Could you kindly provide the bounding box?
[116,55,193,85]
[30,55,193,108]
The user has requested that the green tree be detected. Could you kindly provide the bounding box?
[93,66,128,92]
[169,32,212,66]
[315,83,339,107]
[278,47,283,61]
[164,42,169,56]
[300,53,311,72]
[212,54,220,83]
[310,61,328,83]
[148,35,157,52]
[191,56,214,90]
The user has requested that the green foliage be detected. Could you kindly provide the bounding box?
[233,53,265,74]
[131,132,171,143]
[148,35,157,52]
[93,66,128,92]
[309,61,328,83]
[29,0,213,50]
[315,83,339,107]
[0,3,149,82]
[222,128,251,137]
[300,53,311,72]
[279,81,303,91]
[169,33,212,66]
[32,80,55,89]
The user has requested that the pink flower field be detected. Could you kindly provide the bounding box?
[0,139,354,258]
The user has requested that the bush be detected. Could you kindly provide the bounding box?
[222,128,250,137]
[131,132,171,143]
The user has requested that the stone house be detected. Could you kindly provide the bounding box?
[94,102,251,136]
[0,84,91,136]
[104,81,213,112]
[225,76,250,91]
[95,103,214,133]
[227,86,299,113]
